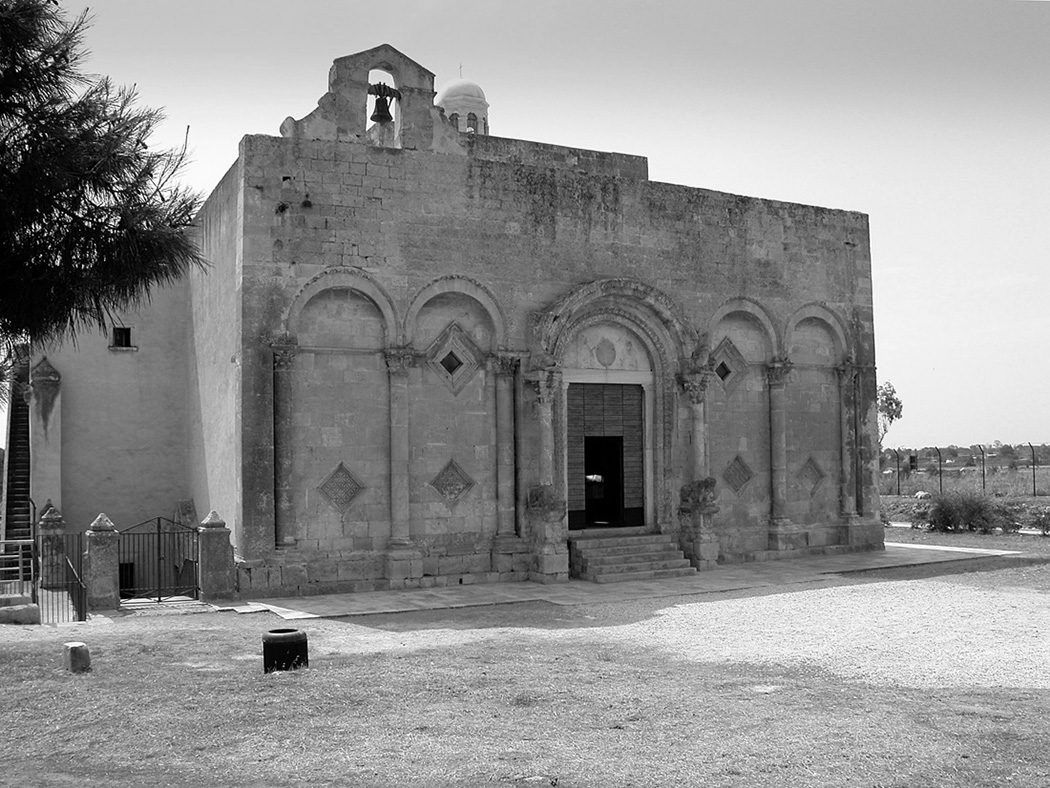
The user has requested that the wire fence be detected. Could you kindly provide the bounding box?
[881,444,1048,497]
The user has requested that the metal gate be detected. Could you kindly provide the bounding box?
[39,532,88,623]
[118,517,199,602]
[2,533,89,624]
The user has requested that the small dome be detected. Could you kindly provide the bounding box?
[435,79,487,106]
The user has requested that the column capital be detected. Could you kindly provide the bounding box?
[765,360,793,388]
[526,370,560,405]
[490,353,520,377]
[678,369,714,405]
[384,347,418,375]
[271,336,300,370]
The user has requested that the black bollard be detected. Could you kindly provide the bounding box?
[263,628,309,673]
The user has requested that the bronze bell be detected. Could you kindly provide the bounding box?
[370,97,393,124]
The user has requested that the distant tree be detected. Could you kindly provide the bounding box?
[0,0,203,389]
[999,444,1018,460]
[876,382,903,446]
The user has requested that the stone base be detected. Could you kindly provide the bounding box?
[768,521,810,551]
[0,603,41,625]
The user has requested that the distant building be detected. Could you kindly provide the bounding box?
[2,45,883,596]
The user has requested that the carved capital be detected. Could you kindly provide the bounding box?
[836,362,858,386]
[491,354,520,377]
[384,347,417,375]
[272,345,299,371]
[765,360,793,388]
[678,370,714,405]
[527,371,560,405]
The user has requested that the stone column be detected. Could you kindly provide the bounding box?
[533,372,558,488]
[384,348,415,546]
[766,361,805,550]
[84,514,120,610]
[198,511,235,601]
[679,369,714,479]
[38,503,65,590]
[837,362,858,520]
[766,361,792,526]
[491,355,529,576]
[272,340,299,548]
[29,357,62,512]
[493,354,519,539]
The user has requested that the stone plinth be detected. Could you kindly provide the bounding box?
[85,514,120,610]
[198,511,236,601]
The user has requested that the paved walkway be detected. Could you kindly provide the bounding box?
[221,541,1046,621]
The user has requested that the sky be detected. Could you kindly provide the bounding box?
[3,0,1048,450]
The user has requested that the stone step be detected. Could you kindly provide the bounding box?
[583,566,698,583]
[569,534,679,551]
[582,557,693,574]
[572,541,681,559]
[578,549,690,567]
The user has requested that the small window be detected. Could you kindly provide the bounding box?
[715,361,732,381]
[440,352,463,375]
[111,326,133,348]
[448,112,459,129]
[467,113,478,133]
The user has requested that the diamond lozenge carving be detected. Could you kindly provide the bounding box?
[430,458,475,504]
[318,462,365,514]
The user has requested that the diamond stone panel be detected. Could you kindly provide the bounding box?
[722,455,755,494]
[318,462,365,514]
[711,337,749,394]
[431,459,475,504]
[797,456,826,497]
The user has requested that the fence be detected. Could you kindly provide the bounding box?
[882,445,1049,498]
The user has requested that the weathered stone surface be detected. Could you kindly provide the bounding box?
[63,641,91,672]
[0,603,40,625]
[34,44,883,599]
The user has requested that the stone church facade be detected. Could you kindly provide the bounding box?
[4,45,883,597]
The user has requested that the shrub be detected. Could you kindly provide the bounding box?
[1030,507,1050,537]
[923,491,1007,533]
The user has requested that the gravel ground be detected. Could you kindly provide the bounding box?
[301,562,1050,693]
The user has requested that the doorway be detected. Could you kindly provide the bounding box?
[585,436,623,526]
[567,383,644,529]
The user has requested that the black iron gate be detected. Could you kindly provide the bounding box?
[37,532,87,624]
[118,517,199,602]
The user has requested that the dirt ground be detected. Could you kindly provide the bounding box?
[3,547,1050,788]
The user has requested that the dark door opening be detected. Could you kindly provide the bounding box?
[585,436,624,526]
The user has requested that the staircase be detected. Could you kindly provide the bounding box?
[3,368,32,542]
[568,529,697,582]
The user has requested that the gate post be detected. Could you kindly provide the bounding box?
[38,503,66,589]
[85,514,120,610]
[198,511,235,601]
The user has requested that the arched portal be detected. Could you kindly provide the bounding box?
[561,321,655,529]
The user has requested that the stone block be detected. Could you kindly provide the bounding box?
[63,641,91,672]
[281,564,309,589]
[0,603,40,625]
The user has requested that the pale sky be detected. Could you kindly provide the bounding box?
[4,0,1048,450]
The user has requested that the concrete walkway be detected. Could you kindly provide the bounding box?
[222,541,1048,621]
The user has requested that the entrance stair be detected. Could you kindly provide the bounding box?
[568,529,697,582]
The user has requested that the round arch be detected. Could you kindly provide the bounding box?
[708,297,780,360]
[286,267,400,344]
[536,278,696,370]
[785,302,852,363]
[404,275,508,349]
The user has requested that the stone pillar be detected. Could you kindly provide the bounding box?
[384,348,414,546]
[38,503,65,590]
[384,349,422,589]
[837,362,858,520]
[491,355,529,577]
[533,372,558,488]
[493,354,519,539]
[679,369,713,479]
[272,340,299,548]
[766,361,805,550]
[84,514,120,610]
[29,357,62,512]
[198,511,235,601]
